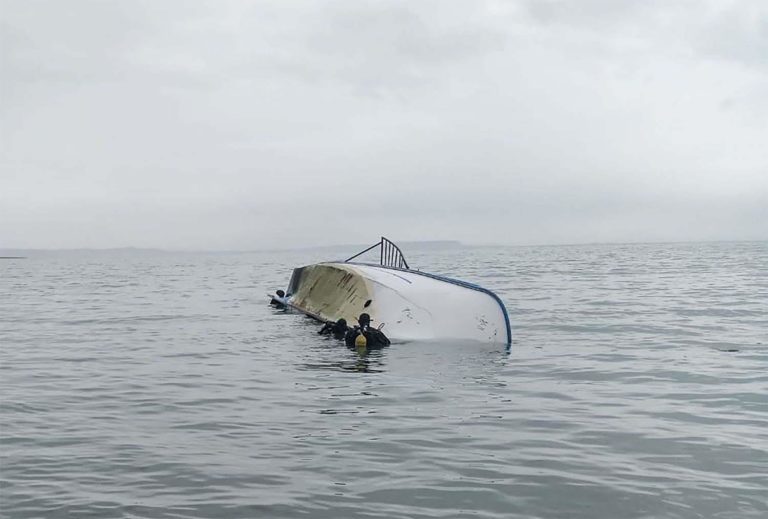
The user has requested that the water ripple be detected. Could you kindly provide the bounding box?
[1,243,767,518]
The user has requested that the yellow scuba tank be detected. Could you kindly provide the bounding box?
[355,331,367,348]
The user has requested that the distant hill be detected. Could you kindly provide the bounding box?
[398,240,462,248]
[292,240,462,252]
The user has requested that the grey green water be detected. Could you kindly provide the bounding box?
[1,242,766,518]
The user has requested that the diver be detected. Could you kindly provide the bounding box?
[269,289,287,309]
[318,318,348,340]
[345,313,390,349]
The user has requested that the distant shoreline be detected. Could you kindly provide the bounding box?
[0,239,766,256]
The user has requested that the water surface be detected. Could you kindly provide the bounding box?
[1,242,766,518]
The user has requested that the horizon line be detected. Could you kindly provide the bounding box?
[1,238,766,254]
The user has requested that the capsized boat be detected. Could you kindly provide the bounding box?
[274,237,511,345]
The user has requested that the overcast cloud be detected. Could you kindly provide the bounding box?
[1,0,766,249]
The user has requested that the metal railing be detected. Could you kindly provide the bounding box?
[344,236,410,269]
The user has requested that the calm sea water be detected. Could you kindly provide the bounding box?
[1,242,766,519]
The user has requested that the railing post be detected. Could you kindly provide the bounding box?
[344,236,409,269]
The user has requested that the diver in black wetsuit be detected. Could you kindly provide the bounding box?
[269,289,286,309]
[345,313,390,349]
[318,318,348,340]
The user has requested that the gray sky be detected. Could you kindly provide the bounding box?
[1,0,766,250]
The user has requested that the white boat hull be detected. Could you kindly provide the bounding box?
[285,262,511,344]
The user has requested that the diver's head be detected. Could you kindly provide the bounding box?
[276,289,285,297]
[335,318,347,329]
[358,313,371,327]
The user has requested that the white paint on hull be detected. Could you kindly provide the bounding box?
[286,262,510,344]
